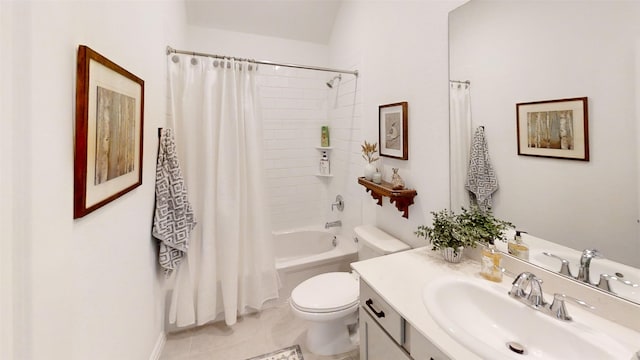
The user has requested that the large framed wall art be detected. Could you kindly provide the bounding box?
[516,97,589,161]
[74,45,145,218]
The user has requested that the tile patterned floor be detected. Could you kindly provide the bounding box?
[160,302,359,360]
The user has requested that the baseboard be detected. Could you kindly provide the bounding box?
[149,331,166,360]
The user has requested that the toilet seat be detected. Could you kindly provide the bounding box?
[290,272,359,313]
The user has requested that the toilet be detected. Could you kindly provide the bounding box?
[289,225,411,356]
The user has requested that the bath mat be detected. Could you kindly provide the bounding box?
[246,344,304,360]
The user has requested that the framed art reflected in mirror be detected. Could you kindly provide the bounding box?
[516,97,589,161]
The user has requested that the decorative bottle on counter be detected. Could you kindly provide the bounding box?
[480,242,503,282]
[391,168,405,190]
[508,230,529,260]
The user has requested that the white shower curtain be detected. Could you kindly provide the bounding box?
[167,54,279,327]
[449,82,472,212]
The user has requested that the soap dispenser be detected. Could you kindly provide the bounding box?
[480,241,503,282]
[508,230,529,261]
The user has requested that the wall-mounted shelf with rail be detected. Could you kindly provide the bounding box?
[357,177,417,219]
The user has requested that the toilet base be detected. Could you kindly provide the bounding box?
[305,317,358,356]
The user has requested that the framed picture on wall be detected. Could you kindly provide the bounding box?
[516,97,589,161]
[379,101,408,160]
[74,45,145,219]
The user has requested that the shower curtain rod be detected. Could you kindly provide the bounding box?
[166,46,359,77]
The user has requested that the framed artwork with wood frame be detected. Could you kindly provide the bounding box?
[379,101,408,160]
[516,97,588,161]
[74,45,145,218]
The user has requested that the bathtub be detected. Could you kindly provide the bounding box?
[274,229,358,301]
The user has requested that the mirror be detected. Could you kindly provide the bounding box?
[449,0,640,304]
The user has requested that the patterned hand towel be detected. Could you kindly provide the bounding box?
[152,128,196,276]
[465,126,498,211]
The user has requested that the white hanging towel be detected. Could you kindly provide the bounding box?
[465,126,498,211]
[152,128,197,276]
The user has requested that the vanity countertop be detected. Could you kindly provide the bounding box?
[351,247,640,360]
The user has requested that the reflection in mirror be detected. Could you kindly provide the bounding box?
[449,0,640,304]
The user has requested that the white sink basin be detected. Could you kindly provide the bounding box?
[423,277,634,359]
[529,250,640,303]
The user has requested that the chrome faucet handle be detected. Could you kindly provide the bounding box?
[597,273,640,292]
[548,293,571,321]
[331,195,344,212]
[526,276,546,308]
[548,293,595,321]
[542,252,574,277]
[509,272,533,298]
[597,273,614,292]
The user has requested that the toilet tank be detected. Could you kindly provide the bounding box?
[354,225,411,261]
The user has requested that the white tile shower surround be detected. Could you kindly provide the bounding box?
[160,301,359,360]
[258,67,329,231]
[257,64,362,232]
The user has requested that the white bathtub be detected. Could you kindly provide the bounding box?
[274,229,358,301]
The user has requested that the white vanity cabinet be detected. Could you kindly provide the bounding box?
[404,325,449,360]
[359,279,449,360]
[360,308,411,360]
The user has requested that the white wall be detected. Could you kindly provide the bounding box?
[329,1,466,248]
[1,3,16,359]
[186,26,329,66]
[450,1,640,267]
[3,1,187,359]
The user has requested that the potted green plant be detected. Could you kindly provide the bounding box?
[456,206,514,246]
[415,209,474,263]
[415,206,514,263]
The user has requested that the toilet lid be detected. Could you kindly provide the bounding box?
[291,272,359,313]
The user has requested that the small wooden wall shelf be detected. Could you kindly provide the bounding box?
[357,177,417,219]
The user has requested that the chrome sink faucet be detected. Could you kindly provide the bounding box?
[576,249,601,283]
[575,250,640,291]
[509,272,545,308]
[545,249,638,294]
[543,248,602,283]
[508,271,594,321]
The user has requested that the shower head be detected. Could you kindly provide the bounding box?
[326,74,342,88]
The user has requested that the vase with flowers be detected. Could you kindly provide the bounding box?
[361,140,379,180]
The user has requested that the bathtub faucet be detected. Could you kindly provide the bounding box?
[325,220,342,229]
[331,195,344,212]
